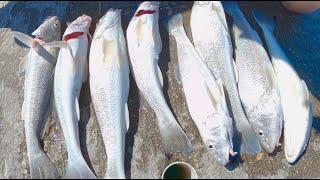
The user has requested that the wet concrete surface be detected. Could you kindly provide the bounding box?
[0,1,320,179]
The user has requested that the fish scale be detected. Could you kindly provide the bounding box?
[52,14,96,179]
[190,1,261,154]
[89,9,129,179]
[223,1,283,153]
[24,48,55,151]
[168,13,235,166]
[126,1,193,154]
[12,16,62,179]
[252,10,312,164]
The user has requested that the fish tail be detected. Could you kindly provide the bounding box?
[64,157,96,179]
[28,150,60,179]
[104,169,126,179]
[157,112,193,154]
[222,1,241,17]
[167,13,185,36]
[252,9,276,31]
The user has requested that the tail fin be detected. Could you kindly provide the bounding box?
[64,158,96,179]
[28,151,60,179]
[252,9,276,31]
[222,1,241,17]
[157,112,193,154]
[168,13,185,36]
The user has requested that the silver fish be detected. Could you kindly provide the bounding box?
[168,13,236,166]
[223,2,283,153]
[13,16,61,178]
[190,1,261,154]
[90,9,130,178]
[252,10,312,163]
[50,15,96,179]
[126,1,193,154]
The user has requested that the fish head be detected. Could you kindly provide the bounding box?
[285,98,312,164]
[64,14,92,37]
[127,1,161,50]
[135,1,160,15]
[32,16,61,42]
[94,9,122,40]
[193,1,223,11]
[205,115,236,166]
[132,1,160,25]
[249,96,283,153]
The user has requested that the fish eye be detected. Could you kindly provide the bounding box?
[209,145,213,149]
[259,130,264,136]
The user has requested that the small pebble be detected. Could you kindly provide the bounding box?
[256,152,265,161]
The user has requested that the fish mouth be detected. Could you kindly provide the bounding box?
[285,148,300,164]
[212,147,237,166]
[100,9,121,28]
[260,141,276,153]
[78,14,92,24]
[194,1,211,6]
[135,1,159,16]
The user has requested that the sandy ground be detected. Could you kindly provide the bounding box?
[1,1,320,179]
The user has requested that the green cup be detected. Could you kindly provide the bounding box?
[161,161,197,179]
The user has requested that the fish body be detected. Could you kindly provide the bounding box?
[252,10,312,163]
[126,1,193,154]
[223,2,283,153]
[13,16,61,179]
[168,13,235,166]
[53,15,96,179]
[89,9,129,178]
[190,1,261,154]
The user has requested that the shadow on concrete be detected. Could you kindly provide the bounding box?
[124,74,141,179]
[3,0,320,177]
[78,81,95,175]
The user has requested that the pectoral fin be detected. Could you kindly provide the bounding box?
[232,60,239,83]
[300,80,311,107]
[264,58,277,90]
[40,72,55,139]
[40,93,53,140]
[204,82,220,109]
[75,98,80,122]
[125,103,130,131]
[12,31,55,65]
[45,41,76,75]
[19,54,28,78]
[21,101,25,121]
[157,65,163,87]
[135,19,143,46]
[44,41,72,57]
[12,31,36,48]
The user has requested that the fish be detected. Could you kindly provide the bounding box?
[168,13,236,166]
[12,16,61,179]
[89,9,130,178]
[47,14,96,179]
[190,1,261,154]
[126,1,193,154]
[223,2,283,153]
[252,10,312,163]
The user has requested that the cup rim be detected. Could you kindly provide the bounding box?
[161,161,197,179]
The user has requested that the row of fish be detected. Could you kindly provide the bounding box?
[11,1,313,179]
